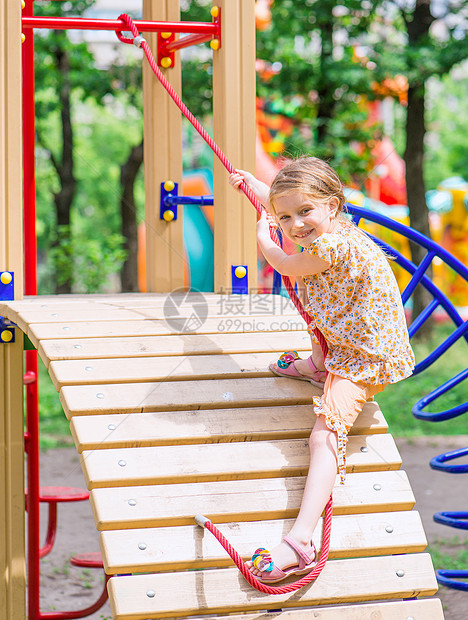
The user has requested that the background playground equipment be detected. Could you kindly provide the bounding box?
[0,1,465,618]
[137,169,215,292]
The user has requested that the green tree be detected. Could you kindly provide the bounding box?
[35,0,116,293]
[371,0,468,331]
[425,72,468,188]
[256,0,382,184]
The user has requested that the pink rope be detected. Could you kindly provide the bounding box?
[203,494,333,594]
[116,14,328,358]
[116,16,334,593]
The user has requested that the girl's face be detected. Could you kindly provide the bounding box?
[273,192,338,247]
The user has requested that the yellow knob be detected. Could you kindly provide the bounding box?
[21,0,25,9]
[164,180,175,192]
[234,266,247,279]
[1,330,13,343]
[161,32,172,39]
[211,6,220,18]
[160,56,172,68]
[163,210,175,222]
[21,33,26,43]
[0,272,12,285]
[210,39,220,51]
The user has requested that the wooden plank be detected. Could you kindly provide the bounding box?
[107,553,438,619]
[212,0,257,291]
[48,351,309,389]
[114,295,297,312]
[0,0,25,614]
[1,340,26,617]
[70,402,386,452]
[89,470,414,530]
[81,434,401,489]
[208,599,445,620]
[142,0,184,291]
[61,377,323,418]
[100,510,427,574]
[38,328,312,367]
[28,314,305,346]
[13,308,145,333]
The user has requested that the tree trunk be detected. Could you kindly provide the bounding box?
[120,140,143,292]
[316,19,335,147]
[53,45,76,294]
[403,0,435,339]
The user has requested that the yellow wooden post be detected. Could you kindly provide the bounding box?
[212,0,257,292]
[0,1,26,618]
[142,0,184,292]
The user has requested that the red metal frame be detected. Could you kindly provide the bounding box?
[22,16,220,36]
[22,3,41,619]
[21,5,221,619]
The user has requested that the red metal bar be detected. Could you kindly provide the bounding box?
[22,16,219,35]
[22,3,41,619]
[164,32,213,53]
[23,7,37,296]
[39,503,58,559]
[25,348,40,620]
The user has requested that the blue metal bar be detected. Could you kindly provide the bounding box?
[164,194,214,207]
[408,298,439,339]
[436,570,468,592]
[430,446,468,473]
[344,203,468,279]
[412,367,468,421]
[401,250,436,306]
[433,511,468,530]
[272,228,283,295]
[361,231,468,360]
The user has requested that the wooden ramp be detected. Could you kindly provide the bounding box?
[2,293,444,619]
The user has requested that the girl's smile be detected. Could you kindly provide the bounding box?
[273,193,338,247]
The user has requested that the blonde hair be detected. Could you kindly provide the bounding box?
[269,156,345,215]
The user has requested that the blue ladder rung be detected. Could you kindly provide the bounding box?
[436,569,468,591]
[433,511,468,530]
[430,446,468,473]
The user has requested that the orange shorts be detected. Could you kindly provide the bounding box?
[313,373,386,484]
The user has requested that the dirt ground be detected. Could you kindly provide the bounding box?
[36,436,468,620]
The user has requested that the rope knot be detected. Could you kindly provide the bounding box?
[115,13,140,45]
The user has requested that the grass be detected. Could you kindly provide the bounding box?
[31,322,467,449]
[375,322,467,437]
[428,536,468,572]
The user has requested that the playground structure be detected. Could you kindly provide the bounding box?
[1,0,467,618]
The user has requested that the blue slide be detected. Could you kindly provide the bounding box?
[182,169,214,292]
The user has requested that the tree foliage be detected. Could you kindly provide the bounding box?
[255,0,382,184]
[34,0,134,293]
[368,0,468,332]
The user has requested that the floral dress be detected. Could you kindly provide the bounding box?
[303,217,415,385]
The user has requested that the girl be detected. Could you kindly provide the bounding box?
[229,157,415,584]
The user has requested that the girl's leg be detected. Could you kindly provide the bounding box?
[248,415,338,576]
[293,338,326,377]
[248,373,383,577]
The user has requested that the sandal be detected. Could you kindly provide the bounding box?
[269,351,326,388]
[250,535,317,584]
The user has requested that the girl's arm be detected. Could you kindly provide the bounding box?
[229,170,271,208]
[256,211,330,276]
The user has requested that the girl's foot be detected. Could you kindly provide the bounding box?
[269,351,326,388]
[247,535,317,584]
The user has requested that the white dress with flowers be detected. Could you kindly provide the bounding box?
[303,217,415,385]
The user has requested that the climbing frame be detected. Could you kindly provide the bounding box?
[0,293,444,619]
